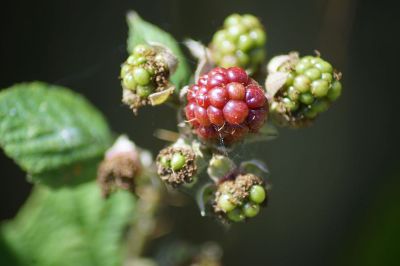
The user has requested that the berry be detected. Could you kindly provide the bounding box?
[170,152,186,171]
[267,53,342,127]
[227,66,248,84]
[209,87,229,108]
[207,106,225,126]
[194,106,211,126]
[218,194,236,212]
[226,82,246,100]
[243,202,260,218]
[184,67,268,144]
[210,14,267,74]
[250,185,266,204]
[245,85,266,108]
[227,208,246,222]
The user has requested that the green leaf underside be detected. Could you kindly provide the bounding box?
[0,182,135,266]
[127,11,191,89]
[0,82,112,186]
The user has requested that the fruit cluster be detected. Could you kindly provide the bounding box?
[185,67,268,144]
[121,44,171,112]
[214,173,267,222]
[268,54,342,127]
[209,13,266,75]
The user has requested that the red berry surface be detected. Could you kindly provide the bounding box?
[184,67,268,144]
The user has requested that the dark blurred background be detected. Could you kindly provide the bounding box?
[1,0,399,265]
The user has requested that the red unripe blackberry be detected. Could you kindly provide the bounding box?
[184,67,269,144]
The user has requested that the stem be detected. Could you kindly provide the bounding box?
[124,176,163,264]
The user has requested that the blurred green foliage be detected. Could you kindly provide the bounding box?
[0,182,135,266]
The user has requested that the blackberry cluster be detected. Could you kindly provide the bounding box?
[121,44,170,112]
[209,14,266,75]
[214,173,267,222]
[184,67,268,145]
[269,54,342,127]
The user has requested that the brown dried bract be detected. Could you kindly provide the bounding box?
[97,153,141,198]
[156,146,197,187]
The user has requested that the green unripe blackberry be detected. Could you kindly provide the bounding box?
[121,43,176,113]
[156,144,197,187]
[213,173,268,223]
[210,13,267,75]
[266,52,343,127]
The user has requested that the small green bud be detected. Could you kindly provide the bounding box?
[120,64,131,78]
[227,208,246,222]
[321,73,333,82]
[213,30,228,43]
[236,50,250,65]
[243,202,260,218]
[160,156,170,168]
[218,194,236,213]
[237,34,254,51]
[136,84,154,98]
[327,80,342,101]
[219,40,236,54]
[123,73,137,90]
[299,92,314,105]
[315,60,333,73]
[249,28,266,46]
[312,99,330,113]
[127,55,136,65]
[242,14,260,28]
[304,107,318,119]
[295,61,312,74]
[282,97,299,111]
[288,86,300,101]
[224,14,242,27]
[227,24,247,40]
[304,68,321,80]
[293,75,311,93]
[286,73,295,86]
[311,80,329,97]
[133,56,147,66]
[220,55,239,67]
[170,152,186,171]
[249,185,266,204]
[133,67,151,86]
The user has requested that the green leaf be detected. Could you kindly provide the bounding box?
[0,182,135,266]
[127,11,191,90]
[0,82,112,187]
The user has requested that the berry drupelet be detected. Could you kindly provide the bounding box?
[209,14,267,75]
[185,67,268,144]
